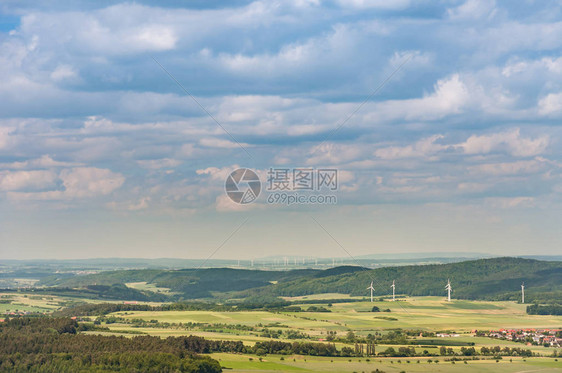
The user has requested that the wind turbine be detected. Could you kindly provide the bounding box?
[445,279,452,302]
[367,281,375,302]
[391,280,396,301]
[521,282,525,304]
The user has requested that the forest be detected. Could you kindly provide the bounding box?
[0,318,222,372]
[30,258,562,303]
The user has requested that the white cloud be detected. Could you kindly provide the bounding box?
[133,26,177,51]
[447,0,497,20]
[375,129,549,165]
[366,75,470,122]
[196,165,240,181]
[137,158,182,170]
[215,194,261,212]
[374,135,448,160]
[0,170,57,191]
[538,92,562,116]
[19,6,178,56]
[59,167,125,198]
[0,126,15,149]
[0,155,82,170]
[199,138,250,149]
[7,167,124,200]
[127,196,150,211]
[307,143,363,165]
[456,129,548,157]
[334,0,411,10]
[500,56,562,78]
[486,196,535,208]
[50,64,78,82]
[468,159,547,175]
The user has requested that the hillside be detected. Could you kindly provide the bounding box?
[36,257,562,303]
[38,267,326,299]
[241,257,562,303]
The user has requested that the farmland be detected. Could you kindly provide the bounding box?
[62,295,560,372]
[106,296,562,336]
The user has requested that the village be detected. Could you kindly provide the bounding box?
[484,329,562,348]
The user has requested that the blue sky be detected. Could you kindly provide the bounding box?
[1,0,562,259]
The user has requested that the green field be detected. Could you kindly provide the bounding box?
[210,353,562,372]
[0,293,68,313]
[109,296,562,335]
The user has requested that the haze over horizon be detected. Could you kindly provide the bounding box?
[1,0,562,260]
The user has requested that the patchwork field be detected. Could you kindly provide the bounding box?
[0,293,69,313]
[109,296,562,335]
[7,293,561,372]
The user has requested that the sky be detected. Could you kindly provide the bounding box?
[1,0,562,260]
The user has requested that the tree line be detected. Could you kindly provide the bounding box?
[0,318,222,372]
[526,303,562,315]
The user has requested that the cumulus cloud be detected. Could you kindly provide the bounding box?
[468,159,547,175]
[0,170,57,191]
[50,64,78,82]
[456,129,549,157]
[199,138,251,149]
[60,167,124,198]
[137,158,182,170]
[538,92,562,116]
[447,0,497,20]
[196,165,240,181]
[334,0,411,10]
[307,143,363,165]
[374,135,448,160]
[19,5,178,55]
[365,74,470,122]
[0,155,82,170]
[8,167,124,201]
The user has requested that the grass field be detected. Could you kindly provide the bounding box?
[110,296,562,334]
[210,354,562,372]
[0,291,165,314]
[125,281,176,294]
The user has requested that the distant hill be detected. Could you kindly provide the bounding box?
[240,257,562,303]
[37,257,562,303]
[39,267,321,299]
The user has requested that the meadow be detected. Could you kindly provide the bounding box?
[211,353,562,373]
[109,296,562,335]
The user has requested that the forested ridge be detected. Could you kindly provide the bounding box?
[32,257,562,302]
[240,257,562,302]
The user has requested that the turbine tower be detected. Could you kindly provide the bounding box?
[367,281,375,303]
[391,280,396,301]
[445,279,452,302]
[521,282,525,304]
